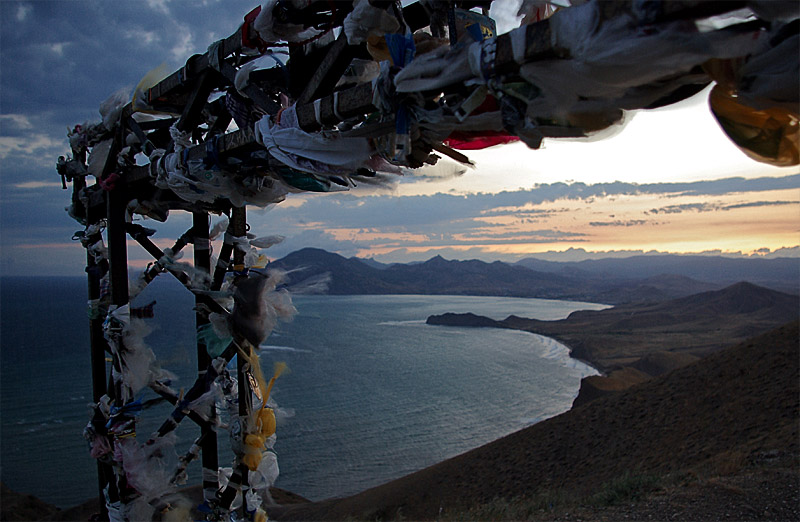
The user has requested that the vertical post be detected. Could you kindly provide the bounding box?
[87,250,114,518]
[75,156,114,519]
[230,207,247,271]
[211,231,234,291]
[86,255,108,403]
[106,171,130,404]
[217,205,252,510]
[193,211,219,504]
[103,135,133,508]
[231,205,252,486]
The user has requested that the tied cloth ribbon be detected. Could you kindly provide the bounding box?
[385,33,416,161]
[98,172,121,191]
[241,352,288,471]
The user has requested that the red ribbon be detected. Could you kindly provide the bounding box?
[99,172,120,191]
[242,6,269,54]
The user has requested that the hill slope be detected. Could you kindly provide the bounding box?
[431,282,799,371]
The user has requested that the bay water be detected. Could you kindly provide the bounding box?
[0,276,607,508]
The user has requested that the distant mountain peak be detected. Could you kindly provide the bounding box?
[424,254,449,264]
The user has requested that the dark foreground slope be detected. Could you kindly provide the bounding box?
[0,485,309,521]
[270,321,799,521]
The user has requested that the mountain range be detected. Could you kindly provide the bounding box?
[271,248,799,304]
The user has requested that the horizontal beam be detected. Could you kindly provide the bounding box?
[148,29,243,108]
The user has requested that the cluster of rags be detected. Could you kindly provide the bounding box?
[56,1,798,521]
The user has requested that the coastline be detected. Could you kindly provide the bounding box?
[5,321,799,521]
[525,331,605,378]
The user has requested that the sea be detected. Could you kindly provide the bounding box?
[0,276,609,508]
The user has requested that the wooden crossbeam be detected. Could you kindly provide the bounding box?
[296,32,356,106]
[147,29,243,111]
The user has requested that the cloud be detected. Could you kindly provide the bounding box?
[0,114,33,131]
[146,0,171,15]
[722,200,798,210]
[0,0,255,127]
[261,174,798,232]
[647,199,798,215]
[454,229,584,241]
[170,24,195,63]
[765,246,800,258]
[0,133,65,163]
[16,3,32,21]
[647,202,717,214]
[265,229,368,260]
[589,220,649,227]
[511,246,800,262]
[13,181,64,189]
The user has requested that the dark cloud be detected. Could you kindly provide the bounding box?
[1,0,255,136]
[258,174,799,232]
[647,199,797,215]
[0,1,257,275]
[507,246,800,263]
[454,229,584,241]
[647,202,717,214]
[480,207,571,217]
[589,220,649,227]
[722,200,798,210]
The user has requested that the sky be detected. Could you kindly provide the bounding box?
[1,0,798,277]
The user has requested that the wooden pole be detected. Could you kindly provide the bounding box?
[73,149,115,519]
[87,247,114,518]
[192,211,220,504]
[101,142,133,509]
[217,205,252,511]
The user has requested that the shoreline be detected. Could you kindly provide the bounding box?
[524,330,606,377]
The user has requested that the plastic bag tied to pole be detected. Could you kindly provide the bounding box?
[344,0,402,46]
[704,22,799,167]
[254,0,325,44]
[254,104,374,176]
[229,269,297,348]
[104,305,176,403]
[514,0,772,138]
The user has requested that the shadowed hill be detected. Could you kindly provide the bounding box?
[270,248,396,294]
[270,321,799,521]
[430,282,799,371]
[271,248,590,299]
